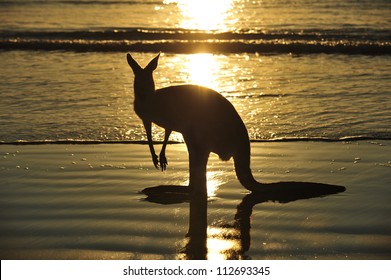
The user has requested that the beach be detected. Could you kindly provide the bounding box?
[1,141,390,260]
[1,0,390,262]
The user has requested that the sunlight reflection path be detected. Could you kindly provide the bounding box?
[186,53,220,89]
[160,53,234,142]
[164,0,235,30]
[179,170,224,198]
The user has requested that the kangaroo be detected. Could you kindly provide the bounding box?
[127,53,264,193]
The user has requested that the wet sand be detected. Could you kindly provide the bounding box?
[0,141,390,260]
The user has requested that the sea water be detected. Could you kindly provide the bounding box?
[0,0,390,143]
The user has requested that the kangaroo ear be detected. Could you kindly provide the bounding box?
[145,53,160,72]
[127,53,142,74]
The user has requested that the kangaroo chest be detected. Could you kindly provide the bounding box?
[133,98,146,120]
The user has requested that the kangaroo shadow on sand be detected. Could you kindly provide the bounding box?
[141,181,346,259]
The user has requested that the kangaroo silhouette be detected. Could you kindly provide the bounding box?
[127,53,263,193]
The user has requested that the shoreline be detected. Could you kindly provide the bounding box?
[1,136,391,146]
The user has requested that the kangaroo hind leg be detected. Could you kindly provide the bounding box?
[187,144,209,197]
[185,140,209,239]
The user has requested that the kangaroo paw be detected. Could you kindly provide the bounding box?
[159,153,168,171]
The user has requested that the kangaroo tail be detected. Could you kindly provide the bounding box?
[233,145,264,192]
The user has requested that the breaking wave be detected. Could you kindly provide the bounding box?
[1,28,390,55]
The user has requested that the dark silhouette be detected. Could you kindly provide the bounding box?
[127,53,273,194]
[141,182,346,259]
[128,53,346,259]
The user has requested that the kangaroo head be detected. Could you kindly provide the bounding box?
[127,53,160,97]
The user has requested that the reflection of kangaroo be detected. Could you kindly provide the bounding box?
[127,53,262,192]
[142,182,346,259]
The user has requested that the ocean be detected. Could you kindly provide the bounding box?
[0,0,390,143]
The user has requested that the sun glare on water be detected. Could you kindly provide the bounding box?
[185,53,221,89]
[207,226,241,260]
[164,0,234,30]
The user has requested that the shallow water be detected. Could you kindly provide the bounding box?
[1,0,391,143]
[0,142,390,259]
[1,51,390,143]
